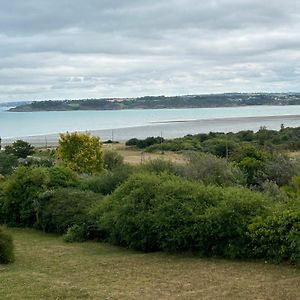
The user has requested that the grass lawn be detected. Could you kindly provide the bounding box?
[0,228,299,299]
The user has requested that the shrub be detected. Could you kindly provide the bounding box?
[178,152,245,186]
[81,164,134,195]
[0,228,14,264]
[46,165,79,188]
[5,140,34,158]
[0,152,18,176]
[92,173,269,256]
[248,210,300,264]
[0,166,79,227]
[38,188,102,234]
[103,150,124,170]
[0,167,47,227]
[63,224,87,243]
[264,154,299,186]
[196,189,270,258]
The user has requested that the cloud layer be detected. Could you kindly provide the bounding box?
[1,0,300,101]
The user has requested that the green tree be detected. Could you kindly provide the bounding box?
[5,140,34,158]
[56,132,103,174]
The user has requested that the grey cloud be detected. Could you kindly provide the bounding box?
[0,0,300,101]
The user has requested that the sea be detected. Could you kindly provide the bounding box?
[1,105,300,145]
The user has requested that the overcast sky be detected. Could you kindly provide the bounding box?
[1,0,300,102]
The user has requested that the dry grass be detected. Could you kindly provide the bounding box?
[0,228,299,300]
[103,143,185,165]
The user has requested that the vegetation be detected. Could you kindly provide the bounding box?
[0,227,14,264]
[9,93,300,112]
[5,140,34,158]
[0,130,300,268]
[56,132,104,174]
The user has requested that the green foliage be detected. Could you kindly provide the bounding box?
[126,136,164,149]
[63,224,87,243]
[248,210,300,264]
[81,164,134,195]
[0,167,47,227]
[38,188,102,234]
[0,166,80,227]
[179,152,245,186]
[45,165,79,188]
[264,154,299,186]
[0,228,14,264]
[103,150,124,170]
[0,152,18,175]
[201,138,238,158]
[56,132,103,174]
[92,173,269,257]
[231,145,269,186]
[5,140,34,158]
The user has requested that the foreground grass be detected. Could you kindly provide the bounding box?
[0,229,299,300]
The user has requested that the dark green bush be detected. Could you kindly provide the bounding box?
[0,166,80,227]
[0,228,14,264]
[0,152,18,176]
[81,164,134,195]
[46,165,79,188]
[5,140,34,158]
[38,188,102,234]
[92,173,269,256]
[248,210,300,264]
[0,167,47,227]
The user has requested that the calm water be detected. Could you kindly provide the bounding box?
[1,105,300,140]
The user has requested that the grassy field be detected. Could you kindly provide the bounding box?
[103,143,185,165]
[0,228,299,299]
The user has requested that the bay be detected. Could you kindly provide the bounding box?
[1,106,300,145]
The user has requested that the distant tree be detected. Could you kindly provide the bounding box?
[4,140,34,158]
[56,132,103,174]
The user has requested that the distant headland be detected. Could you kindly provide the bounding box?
[8,93,300,112]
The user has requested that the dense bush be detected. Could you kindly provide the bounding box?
[37,188,102,233]
[0,152,18,176]
[248,210,300,264]
[103,150,124,170]
[45,165,79,188]
[5,140,34,158]
[38,188,102,234]
[0,167,47,227]
[178,153,245,186]
[92,173,270,257]
[264,154,300,186]
[81,164,134,195]
[0,166,80,227]
[0,228,14,264]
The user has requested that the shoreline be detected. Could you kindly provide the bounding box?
[2,114,300,147]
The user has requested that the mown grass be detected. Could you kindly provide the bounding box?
[0,228,299,299]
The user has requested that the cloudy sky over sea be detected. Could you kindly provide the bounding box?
[1,0,300,102]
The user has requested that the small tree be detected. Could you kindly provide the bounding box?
[5,140,34,158]
[56,132,103,174]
